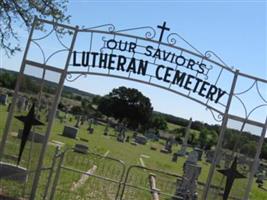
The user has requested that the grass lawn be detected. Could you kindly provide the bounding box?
[0,104,266,199]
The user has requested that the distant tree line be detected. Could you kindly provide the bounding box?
[1,69,266,160]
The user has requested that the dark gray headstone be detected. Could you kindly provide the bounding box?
[0,162,27,182]
[135,135,147,145]
[0,94,8,105]
[150,146,157,151]
[104,123,109,135]
[194,148,203,161]
[172,153,178,162]
[88,127,94,134]
[63,126,78,139]
[74,144,88,154]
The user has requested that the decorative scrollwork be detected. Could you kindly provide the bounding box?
[32,26,54,41]
[247,104,267,120]
[116,26,156,40]
[232,95,248,119]
[206,107,223,122]
[256,81,267,103]
[202,64,213,80]
[45,49,68,64]
[31,40,46,64]
[66,73,87,82]
[204,50,233,70]
[167,33,203,56]
[82,24,116,32]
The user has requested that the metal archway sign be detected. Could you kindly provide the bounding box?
[0,17,266,200]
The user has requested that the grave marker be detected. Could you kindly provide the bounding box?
[174,151,201,199]
[135,135,148,145]
[74,144,89,154]
[176,118,192,157]
[63,126,78,139]
[0,94,8,105]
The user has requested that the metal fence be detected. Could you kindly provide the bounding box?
[48,148,126,200]
[0,147,243,200]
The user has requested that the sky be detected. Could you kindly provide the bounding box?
[1,0,266,128]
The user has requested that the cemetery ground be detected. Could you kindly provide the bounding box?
[0,103,266,199]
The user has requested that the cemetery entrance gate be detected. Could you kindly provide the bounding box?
[0,17,266,200]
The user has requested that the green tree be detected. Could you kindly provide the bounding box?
[198,128,209,149]
[98,86,153,129]
[70,105,82,115]
[150,115,167,131]
[240,141,257,158]
[0,0,70,56]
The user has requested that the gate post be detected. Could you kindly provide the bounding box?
[243,116,267,200]
[43,146,60,200]
[202,70,239,200]
[0,17,37,160]
[29,24,79,200]
[49,151,65,200]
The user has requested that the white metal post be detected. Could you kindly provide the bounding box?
[0,17,37,160]
[202,70,239,200]
[243,116,267,200]
[29,25,79,199]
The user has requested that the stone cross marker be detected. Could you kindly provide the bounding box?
[179,117,192,156]
[117,124,126,142]
[173,150,201,200]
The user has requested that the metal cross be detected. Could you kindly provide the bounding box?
[217,156,246,200]
[15,103,44,165]
[157,22,170,42]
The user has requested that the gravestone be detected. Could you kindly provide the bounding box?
[172,153,179,162]
[205,150,222,167]
[17,130,45,143]
[75,115,82,128]
[135,135,147,145]
[145,129,159,141]
[0,94,8,105]
[74,144,89,154]
[63,126,78,139]
[194,147,203,161]
[256,173,265,187]
[223,153,233,168]
[173,151,201,200]
[87,118,94,134]
[161,137,173,153]
[0,162,28,182]
[17,96,27,112]
[150,146,157,151]
[117,124,126,142]
[133,132,137,139]
[186,151,199,164]
[104,123,109,135]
